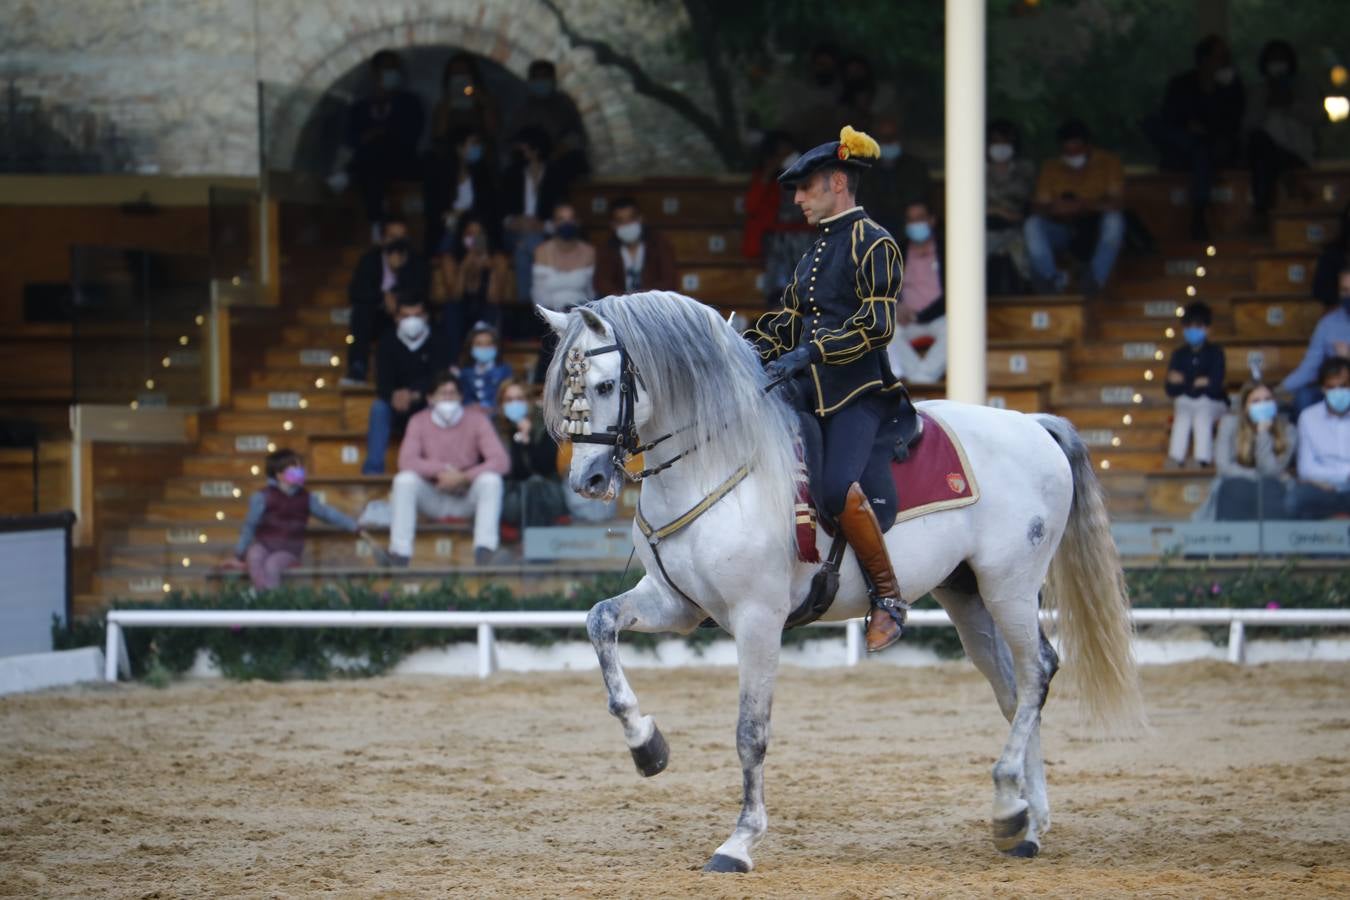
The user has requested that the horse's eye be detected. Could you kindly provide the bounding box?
[596,380,616,397]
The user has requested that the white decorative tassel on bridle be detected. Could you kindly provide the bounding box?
[563,348,593,436]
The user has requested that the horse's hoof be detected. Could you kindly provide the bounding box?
[1002,840,1040,858]
[991,804,1030,853]
[702,853,750,873]
[629,724,669,777]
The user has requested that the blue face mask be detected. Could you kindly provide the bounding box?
[1183,326,1207,347]
[528,78,554,98]
[1247,399,1277,424]
[503,400,530,423]
[471,346,497,365]
[1326,386,1350,414]
[465,144,484,164]
[905,222,932,243]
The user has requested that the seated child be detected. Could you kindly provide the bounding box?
[225,449,359,589]
[1165,301,1227,467]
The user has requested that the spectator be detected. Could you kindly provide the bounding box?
[1289,357,1350,519]
[502,126,570,305]
[594,197,678,297]
[388,374,509,565]
[342,220,430,387]
[1024,119,1125,295]
[503,59,590,184]
[1202,383,1296,521]
[532,202,595,311]
[495,379,567,528]
[1144,34,1245,241]
[343,50,425,242]
[1311,203,1350,309]
[363,294,452,475]
[225,449,358,590]
[428,52,500,159]
[985,119,1036,295]
[439,216,513,356]
[459,323,513,412]
[887,201,947,385]
[742,131,814,303]
[786,42,844,145]
[1278,266,1350,418]
[1164,301,1228,468]
[865,114,932,237]
[424,125,501,258]
[530,202,595,382]
[1248,39,1319,228]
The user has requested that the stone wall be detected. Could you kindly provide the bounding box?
[3,0,724,177]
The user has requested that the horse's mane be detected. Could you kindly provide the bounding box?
[544,291,799,551]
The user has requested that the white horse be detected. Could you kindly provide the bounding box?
[538,291,1144,873]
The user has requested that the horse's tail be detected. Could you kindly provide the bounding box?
[1035,414,1147,735]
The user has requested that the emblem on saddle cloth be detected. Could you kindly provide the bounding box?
[562,348,593,436]
[946,473,967,494]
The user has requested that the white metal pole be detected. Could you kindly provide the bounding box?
[477,623,496,679]
[944,0,988,403]
[1227,620,1246,665]
[845,619,863,667]
[104,621,121,682]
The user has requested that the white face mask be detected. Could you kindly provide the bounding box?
[988,143,1015,163]
[431,400,464,428]
[1213,66,1236,86]
[1062,153,1088,170]
[615,222,642,244]
[396,315,428,347]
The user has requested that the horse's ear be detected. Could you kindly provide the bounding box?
[578,306,609,337]
[535,305,570,336]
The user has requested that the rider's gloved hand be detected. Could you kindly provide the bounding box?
[764,345,813,385]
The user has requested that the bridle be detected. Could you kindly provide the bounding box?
[561,331,689,481]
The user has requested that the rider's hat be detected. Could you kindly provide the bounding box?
[778,125,881,186]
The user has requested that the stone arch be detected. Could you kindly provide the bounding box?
[257,5,623,172]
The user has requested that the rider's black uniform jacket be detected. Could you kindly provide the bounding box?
[747,206,904,417]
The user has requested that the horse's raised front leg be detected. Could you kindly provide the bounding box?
[587,575,706,776]
[704,607,782,874]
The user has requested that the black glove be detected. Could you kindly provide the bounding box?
[764,345,813,385]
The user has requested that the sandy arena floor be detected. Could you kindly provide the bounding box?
[2,660,1348,898]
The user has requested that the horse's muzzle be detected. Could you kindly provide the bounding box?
[572,455,618,501]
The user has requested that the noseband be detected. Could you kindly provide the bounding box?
[561,332,685,481]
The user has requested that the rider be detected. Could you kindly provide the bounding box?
[746,125,908,652]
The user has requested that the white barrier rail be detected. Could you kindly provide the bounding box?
[103,607,1350,683]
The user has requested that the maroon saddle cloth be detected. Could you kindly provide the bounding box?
[795,411,980,562]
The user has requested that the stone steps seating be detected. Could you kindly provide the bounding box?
[75,166,1348,610]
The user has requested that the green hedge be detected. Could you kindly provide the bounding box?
[53,563,1349,683]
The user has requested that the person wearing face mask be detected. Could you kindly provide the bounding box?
[594,197,678,298]
[503,59,590,184]
[424,126,502,259]
[502,126,571,305]
[1164,302,1228,469]
[862,114,932,238]
[459,323,513,412]
[387,374,510,566]
[1194,383,1297,521]
[1289,357,1350,519]
[785,42,844,145]
[1247,39,1318,226]
[440,217,512,355]
[493,379,568,530]
[887,201,947,385]
[343,49,425,240]
[363,294,452,475]
[1144,35,1245,241]
[984,119,1035,294]
[742,132,817,304]
[1279,267,1350,418]
[221,449,359,590]
[1024,119,1125,295]
[429,53,500,159]
[530,203,597,381]
[342,219,430,387]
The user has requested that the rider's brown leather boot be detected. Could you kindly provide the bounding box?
[837,482,907,652]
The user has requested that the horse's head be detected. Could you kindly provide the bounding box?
[538,304,650,501]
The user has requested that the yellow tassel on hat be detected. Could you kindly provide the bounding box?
[838,125,881,161]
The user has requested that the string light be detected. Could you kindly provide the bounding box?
[215,510,225,521]
[1186,286,1197,297]
[315,378,326,389]
[1165,327,1176,339]
[181,557,191,568]
[1195,266,1207,278]
[178,335,189,346]
[145,378,155,389]
[329,355,340,367]
[1205,245,1217,257]
[1122,414,1133,426]
[283,420,294,431]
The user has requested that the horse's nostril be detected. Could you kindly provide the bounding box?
[586,473,607,491]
